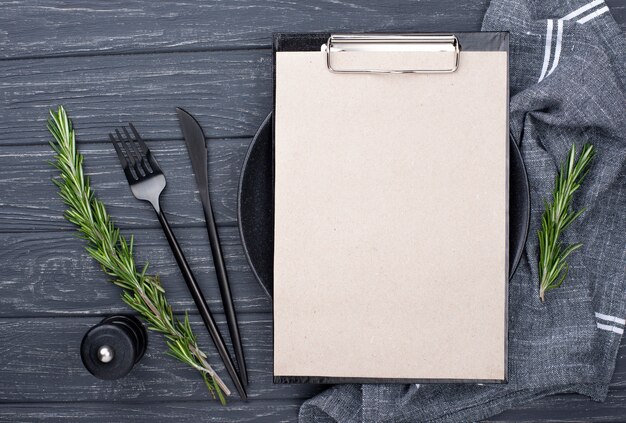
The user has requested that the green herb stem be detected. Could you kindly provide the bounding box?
[538,143,595,302]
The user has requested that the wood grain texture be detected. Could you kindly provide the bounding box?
[1,0,622,60]
[4,392,626,423]
[0,315,323,402]
[0,140,248,231]
[0,0,489,59]
[0,314,621,417]
[0,400,303,423]
[0,0,622,61]
[1,50,272,143]
[3,3,624,145]
[489,390,626,422]
[1,0,626,421]
[0,227,271,316]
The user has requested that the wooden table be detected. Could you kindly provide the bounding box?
[1,1,625,421]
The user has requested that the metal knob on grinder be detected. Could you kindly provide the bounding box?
[80,315,147,380]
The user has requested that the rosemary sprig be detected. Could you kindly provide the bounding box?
[47,106,228,403]
[538,143,595,302]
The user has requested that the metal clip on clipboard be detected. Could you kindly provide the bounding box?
[323,34,460,74]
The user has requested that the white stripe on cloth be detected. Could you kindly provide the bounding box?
[595,312,626,325]
[538,1,608,81]
[546,19,564,77]
[563,0,605,20]
[597,322,624,334]
[538,19,554,82]
[578,5,610,23]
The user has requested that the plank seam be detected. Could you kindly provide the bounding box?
[0,397,309,405]
[0,311,271,319]
[0,45,271,62]
[0,221,240,235]
[0,135,253,148]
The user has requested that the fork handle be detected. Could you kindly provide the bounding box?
[155,208,247,401]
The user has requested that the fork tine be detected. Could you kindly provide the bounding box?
[129,122,149,154]
[109,132,138,182]
[115,128,142,180]
[115,129,136,166]
[123,126,150,176]
[109,133,127,167]
[129,122,161,174]
[123,126,143,162]
[126,123,157,174]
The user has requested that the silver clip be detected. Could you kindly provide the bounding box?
[324,34,460,74]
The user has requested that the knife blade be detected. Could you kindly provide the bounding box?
[176,107,249,388]
[177,108,209,204]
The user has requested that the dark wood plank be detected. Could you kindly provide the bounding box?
[0,293,623,405]
[2,392,626,423]
[0,140,248,231]
[0,330,623,422]
[1,0,623,61]
[0,399,302,423]
[1,50,271,144]
[0,227,271,316]
[0,0,489,59]
[489,390,626,422]
[0,315,323,402]
[4,393,626,423]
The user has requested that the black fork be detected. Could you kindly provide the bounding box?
[110,124,247,401]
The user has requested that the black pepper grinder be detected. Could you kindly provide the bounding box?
[81,315,147,380]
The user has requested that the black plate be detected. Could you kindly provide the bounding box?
[238,113,530,298]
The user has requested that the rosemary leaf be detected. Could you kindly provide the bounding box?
[47,106,229,403]
[538,143,595,302]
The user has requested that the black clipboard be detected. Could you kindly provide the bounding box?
[272,32,510,385]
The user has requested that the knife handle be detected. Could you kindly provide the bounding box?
[155,207,247,400]
[202,199,248,387]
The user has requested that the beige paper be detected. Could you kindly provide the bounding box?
[274,50,508,381]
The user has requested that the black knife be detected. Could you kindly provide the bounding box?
[176,107,248,388]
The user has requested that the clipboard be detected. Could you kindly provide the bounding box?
[272,32,509,384]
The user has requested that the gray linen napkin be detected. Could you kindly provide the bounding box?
[299,0,626,421]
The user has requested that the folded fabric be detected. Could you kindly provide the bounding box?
[299,0,626,421]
